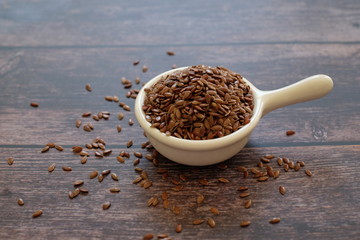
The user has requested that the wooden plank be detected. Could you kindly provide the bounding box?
[0,0,360,46]
[0,44,359,145]
[0,145,359,239]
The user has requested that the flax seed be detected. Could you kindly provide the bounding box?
[79,188,89,194]
[199,179,209,186]
[30,102,39,107]
[103,149,112,156]
[41,146,50,153]
[46,142,55,148]
[240,220,251,227]
[76,119,82,128]
[286,130,295,136]
[89,170,98,179]
[305,169,313,177]
[74,180,84,187]
[142,65,148,72]
[244,199,252,209]
[116,125,122,133]
[32,210,43,218]
[210,207,220,215]
[110,188,121,193]
[143,233,154,240]
[166,51,175,56]
[269,218,281,224]
[111,173,119,181]
[85,83,92,92]
[62,166,72,171]
[102,201,111,210]
[239,192,250,198]
[117,156,125,163]
[260,157,270,163]
[207,217,216,228]
[98,174,104,182]
[72,146,83,153]
[127,140,133,148]
[197,194,205,204]
[238,186,248,191]
[55,145,64,151]
[128,119,134,126]
[133,176,142,184]
[193,219,204,225]
[279,186,286,195]
[283,157,289,164]
[17,198,24,206]
[175,224,182,233]
[173,206,181,215]
[95,151,103,158]
[7,157,14,165]
[102,169,111,176]
[283,163,289,172]
[143,181,153,189]
[277,158,283,166]
[218,177,230,183]
[80,157,87,164]
[133,60,140,66]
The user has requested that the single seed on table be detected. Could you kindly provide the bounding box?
[143,181,153,189]
[133,158,140,166]
[113,96,119,102]
[269,218,281,224]
[55,145,64,151]
[85,83,92,92]
[7,157,14,165]
[163,199,170,209]
[179,174,188,182]
[30,102,39,107]
[279,186,286,195]
[172,185,184,192]
[288,161,295,169]
[62,166,72,172]
[244,199,252,209]
[92,115,99,121]
[239,192,250,198]
[305,169,313,177]
[41,146,50,153]
[80,157,87,164]
[207,217,216,228]
[283,157,289,164]
[127,140,133,148]
[133,60,140,66]
[104,96,113,102]
[117,112,124,120]
[82,112,92,117]
[145,154,153,161]
[286,130,295,136]
[111,173,119,181]
[192,219,205,225]
[166,51,175,56]
[110,188,121,193]
[238,186,249,191]
[102,169,111,176]
[32,210,43,218]
[74,180,84,187]
[135,77,141,84]
[240,220,251,227]
[197,194,205,204]
[172,205,181,215]
[72,188,80,198]
[273,170,280,179]
[79,188,89,193]
[237,166,247,172]
[264,154,275,159]
[83,124,91,132]
[162,191,168,200]
[95,151,103,158]
[85,143,92,149]
[133,176,143,184]
[283,164,289,172]
[17,198,25,206]
[98,143,105,150]
[89,170,98,179]
[298,161,305,167]
[175,224,182,233]
[72,146,83,153]
[102,201,111,210]
[260,157,270,163]
[47,163,56,172]
[199,179,209,186]
[75,119,82,128]
[250,168,260,174]
[277,157,283,166]
[134,167,143,172]
[80,150,89,156]
[116,125,122,133]
[117,156,125,163]
[143,233,154,240]
[210,207,220,215]
[128,119,134,126]
[46,142,55,148]
[294,163,301,171]
[142,65,148,72]
[216,163,228,169]
[172,64,177,69]
[134,152,143,158]
[103,149,112,156]
[218,177,230,183]
[98,174,104,182]
[257,162,264,168]
[157,234,169,239]
[123,105,131,111]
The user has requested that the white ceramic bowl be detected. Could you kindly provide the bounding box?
[135,67,333,166]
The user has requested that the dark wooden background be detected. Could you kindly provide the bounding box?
[1,0,360,239]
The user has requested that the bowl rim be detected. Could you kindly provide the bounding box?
[134,66,264,151]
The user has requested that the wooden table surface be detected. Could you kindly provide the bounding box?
[1,1,359,239]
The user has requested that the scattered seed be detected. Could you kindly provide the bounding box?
[260,157,270,163]
[238,186,248,191]
[283,164,289,172]
[269,218,281,224]
[133,176,143,184]
[80,157,87,164]
[116,125,122,133]
[82,112,92,118]
[72,146,83,153]
[298,161,305,167]
[110,188,121,193]
[74,180,84,187]
[75,119,82,128]
[32,210,43,218]
[240,220,251,227]
[102,201,111,210]
[133,158,140,166]
[166,51,175,56]
[103,149,112,156]
[72,188,80,198]
[172,205,181,215]
[55,145,64,151]
[95,151,103,158]
[257,176,269,182]
[192,219,204,225]
[41,146,50,153]
[143,233,154,240]
[199,179,209,186]
[17,198,24,206]
[102,169,111,176]
[98,174,104,182]
[47,163,56,172]
[218,177,230,183]
[142,65,148,73]
[207,217,216,228]
[7,157,14,165]
[111,173,119,181]
[62,166,72,172]
[79,188,89,193]
[244,199,252,209]
[283,157,289,164]
[273,170,280,179]
[239,192,250,198]
[143,181,153,189]
[30,102,39,107]
[128,119,134,126]
[294,163,301,171]
[46,142,55,148]
[117,156,125,163]
[127,140,133,148]
[279,186,286,195]
[210,207,220,215]
[85,83,92,92]
[305,169,313,177]
[197,194,205,204]
[133,60,140,66]
[175,224,182,233]
[286,130,295,136]
[277,158,283,166]
[90,170,98,179]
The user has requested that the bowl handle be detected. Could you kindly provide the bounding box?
[259,74,333,116]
